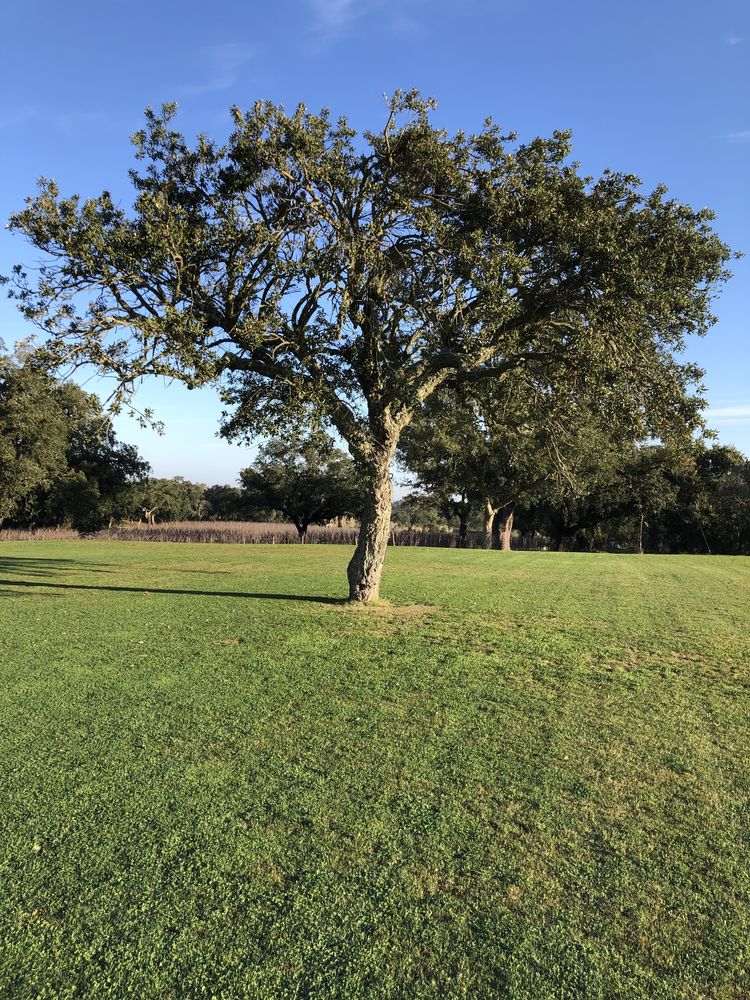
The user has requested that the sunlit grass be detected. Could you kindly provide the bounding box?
[1,543,748,998]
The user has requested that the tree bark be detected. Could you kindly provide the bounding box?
[557,533,572,552]
[495,502,515,551]
[347,448,394,603]
[458,511,469,548]
[482,499,496,550]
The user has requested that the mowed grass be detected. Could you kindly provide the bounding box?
[1,543,749,999]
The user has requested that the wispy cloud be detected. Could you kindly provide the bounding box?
[0,106,118,135]
[53,111,111,135]
[708,405,750,425]
[179,42,255,98]
[305,0,390,45]
[727,35,745,45]
[727,130,750,142]
[0,106,37,129]
[308,0,359,30]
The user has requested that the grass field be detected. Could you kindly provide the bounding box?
[1,542,749,999]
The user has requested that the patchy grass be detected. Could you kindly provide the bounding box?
[0,542,749,999]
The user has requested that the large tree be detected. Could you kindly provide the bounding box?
[6,92,732,599]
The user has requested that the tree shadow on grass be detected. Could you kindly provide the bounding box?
[0,557,113,577]
[0,583,348,604]
[0,557,344,605]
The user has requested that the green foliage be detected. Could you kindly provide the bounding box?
[392,493,452,531]
[400,377,567,518]
[202,483,248,520]
[0,355,148,530]
[45,422,149,533]
[515,440,750,555]
[240,435,362,538]
[136,476,207,522]
[519,429,644,549]
[1,543,749,997]
[651,444,750,554]
[0,357,70,523]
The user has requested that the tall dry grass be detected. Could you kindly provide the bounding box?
[101,520,355,544]
[99,520,478,547]
[2,520,550,550]
[0,527,80,542]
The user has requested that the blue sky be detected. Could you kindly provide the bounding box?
[2,0,748,486]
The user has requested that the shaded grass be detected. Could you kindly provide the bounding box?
[0,543,749,998]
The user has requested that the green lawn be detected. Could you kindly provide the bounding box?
[1,542,749,999]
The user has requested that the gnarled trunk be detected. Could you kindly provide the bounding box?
[458,511,469,548]
[482,499,496,550]
[557,533,572,552]
[495,502,515,551]
[347,448,394,603]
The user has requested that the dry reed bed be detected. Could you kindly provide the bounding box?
[1,521,549,549]
[0,527,80,542]
[102,520,475,547]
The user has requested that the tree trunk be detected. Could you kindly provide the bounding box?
[296,523,308,543]
[557,533,572,552]
[638,511,644,555]
[482,499,496,550]
[458,511,468,548]
[495,502,515,552]
[347,448,394,603]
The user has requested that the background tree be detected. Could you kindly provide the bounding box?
[0,354,70,526]
[399,376,572,550]
[653,444,750,555]
[616,444,687,554]
[1,351,148,531]
[135,477,207,523]
[35,428,149,533]
[239,435,362,541]
[691,445,750,554]
[202,484,248,521]
[391,493,453,533]
[7,93,732,598]
[43,436,149,532]
[520,426,641,551]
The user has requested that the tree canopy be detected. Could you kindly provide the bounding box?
[6,91,733,598]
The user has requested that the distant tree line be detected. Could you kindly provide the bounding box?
[396,376,750,555]
[395,441,750,555]
[2,352,747,553]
